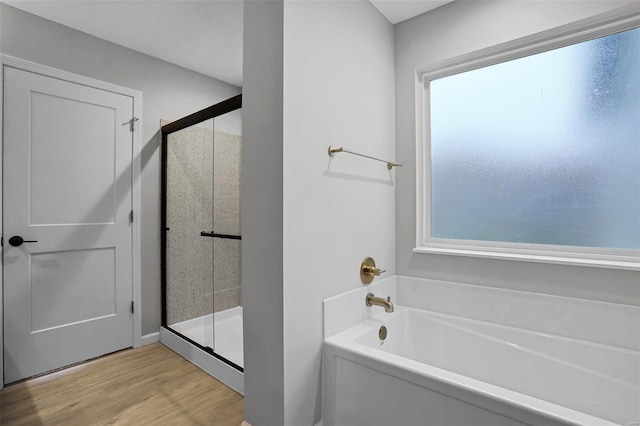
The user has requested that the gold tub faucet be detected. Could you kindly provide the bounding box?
[366,293,394,313]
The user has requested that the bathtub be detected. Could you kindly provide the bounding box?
[322,305,639,426]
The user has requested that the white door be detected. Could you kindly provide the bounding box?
[3,66,134,383]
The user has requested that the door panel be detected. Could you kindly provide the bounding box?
[30,91,117,225]
[30,248,116,332]
[3,66,134,384]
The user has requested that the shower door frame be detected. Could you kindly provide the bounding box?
[160,93,242,372]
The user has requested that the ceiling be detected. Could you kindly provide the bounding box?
[4,0,453,87]
[370,0,454,24]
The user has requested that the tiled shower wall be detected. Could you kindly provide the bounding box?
[165,120,242,325]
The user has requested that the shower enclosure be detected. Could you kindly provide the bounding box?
[160,95,243,392]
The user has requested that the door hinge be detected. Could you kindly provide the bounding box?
[130,301,134,314]
[129,210,134,223]
[129,117,139,132]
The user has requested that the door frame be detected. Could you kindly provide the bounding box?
[0,55,143,388]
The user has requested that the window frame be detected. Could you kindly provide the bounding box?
[415,7,640,270]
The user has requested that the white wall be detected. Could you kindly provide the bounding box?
[242,1,285,424]
[0,3,240,335]
[283,1,395,424]
[242,3,395,423]
[395,1,640,305]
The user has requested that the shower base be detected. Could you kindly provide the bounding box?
[160,307,244,394]
[171,306,244,368]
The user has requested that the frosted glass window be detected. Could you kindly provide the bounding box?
[429,27,640,250]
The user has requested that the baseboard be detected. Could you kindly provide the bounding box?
[242,418,320,425]
[141,331,160,346]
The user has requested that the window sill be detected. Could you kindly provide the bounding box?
[413,246,640,271]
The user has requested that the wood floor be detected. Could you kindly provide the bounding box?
[0,343,244,425]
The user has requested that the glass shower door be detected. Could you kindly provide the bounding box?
[162,94,243,371]
[165,118,215,351]
[210,109,243,367]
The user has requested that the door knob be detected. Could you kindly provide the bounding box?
[8,236,38,247]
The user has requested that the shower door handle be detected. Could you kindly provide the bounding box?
[200,231,242,240]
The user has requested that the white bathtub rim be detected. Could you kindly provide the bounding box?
[325,340,616,426]
[325,310,624,426]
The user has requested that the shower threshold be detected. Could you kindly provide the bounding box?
[171,307,243,368]
[160,307,244,394]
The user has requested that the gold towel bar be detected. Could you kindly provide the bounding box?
[328,146,402,170]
